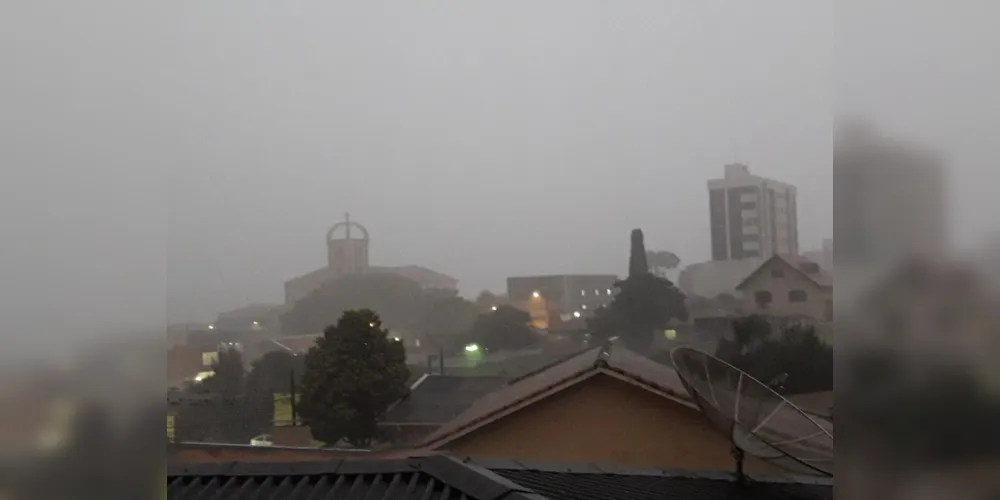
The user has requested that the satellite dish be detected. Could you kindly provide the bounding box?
[670,347,833,479]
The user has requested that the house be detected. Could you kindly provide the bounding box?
[168,454,834,500]
[735,255,833,322]
[379,374,509,445]
[416,342,786,474]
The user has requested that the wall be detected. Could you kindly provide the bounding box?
[738,260,831,321]
[442,374,778,474]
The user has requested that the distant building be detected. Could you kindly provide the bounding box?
[214,303,286,332]
[707,164,799,261]
[802,238,833,272]
[677,258,764,299]
[834,123,947,266]
[735,254,833,323]
[284,214,458,304]
[506,274,618,328]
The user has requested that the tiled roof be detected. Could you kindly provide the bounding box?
[735,254,833,290]
[382,374,509,425]
[420,342,695,448]
[166,455,834,500]
[482,459,834,500]
[167,455,544,500]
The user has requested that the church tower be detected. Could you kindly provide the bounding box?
[326,213,370,276]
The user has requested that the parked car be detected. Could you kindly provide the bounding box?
[249,434,272,447]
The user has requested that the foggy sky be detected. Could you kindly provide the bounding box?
[1,1,996,348]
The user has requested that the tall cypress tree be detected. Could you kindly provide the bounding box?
[628,229,650,277]
[588,228,688,354]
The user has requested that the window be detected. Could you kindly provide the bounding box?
[788,290,808,302]
[201,351,219,367]
[770,268,785,278]
[754,291,772,305]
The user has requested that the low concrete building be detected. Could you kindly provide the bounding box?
[506,274,618,329]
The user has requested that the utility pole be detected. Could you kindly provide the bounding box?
[289,369,298,426]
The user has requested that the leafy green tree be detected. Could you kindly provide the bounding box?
[469,305,538,351]
[298,309,410,448]
[588,229,689,352]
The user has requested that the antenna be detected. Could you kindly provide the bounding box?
[670,347,833,481]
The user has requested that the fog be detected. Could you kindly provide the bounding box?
[1,1,997,346]
[4,2,1000,500]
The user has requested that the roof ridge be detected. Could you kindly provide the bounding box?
[505,346,601,384]
[420,455,549,500]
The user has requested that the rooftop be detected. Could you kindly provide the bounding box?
[420,342,694,448]
[735,254,832,290]
[167,454,834,500]
[382,374,509,426]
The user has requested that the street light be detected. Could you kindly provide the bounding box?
[464,343,480,353]
[573,311,581,318]
[491,305,498,311]
[531,291,541,298]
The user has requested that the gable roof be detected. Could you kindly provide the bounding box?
[381,374,510,425]
[735,255,833,291]
[167,455,834,500]
[420,342,696,449]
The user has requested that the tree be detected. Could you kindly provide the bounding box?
[198,347,244,396]
[174,347,261,443]
[474,289,501,309]
[280,273,428,335]
[417,295,479,337]
[298,309,410,448]
[716,318,833,395]
[469,305,538,351]
[646,250,681,276]
[244,351,306,432]
[588,229,689,353]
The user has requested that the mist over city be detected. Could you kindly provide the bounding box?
[2,2,1000,500]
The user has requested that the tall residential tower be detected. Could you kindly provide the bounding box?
[708,164,799,261]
